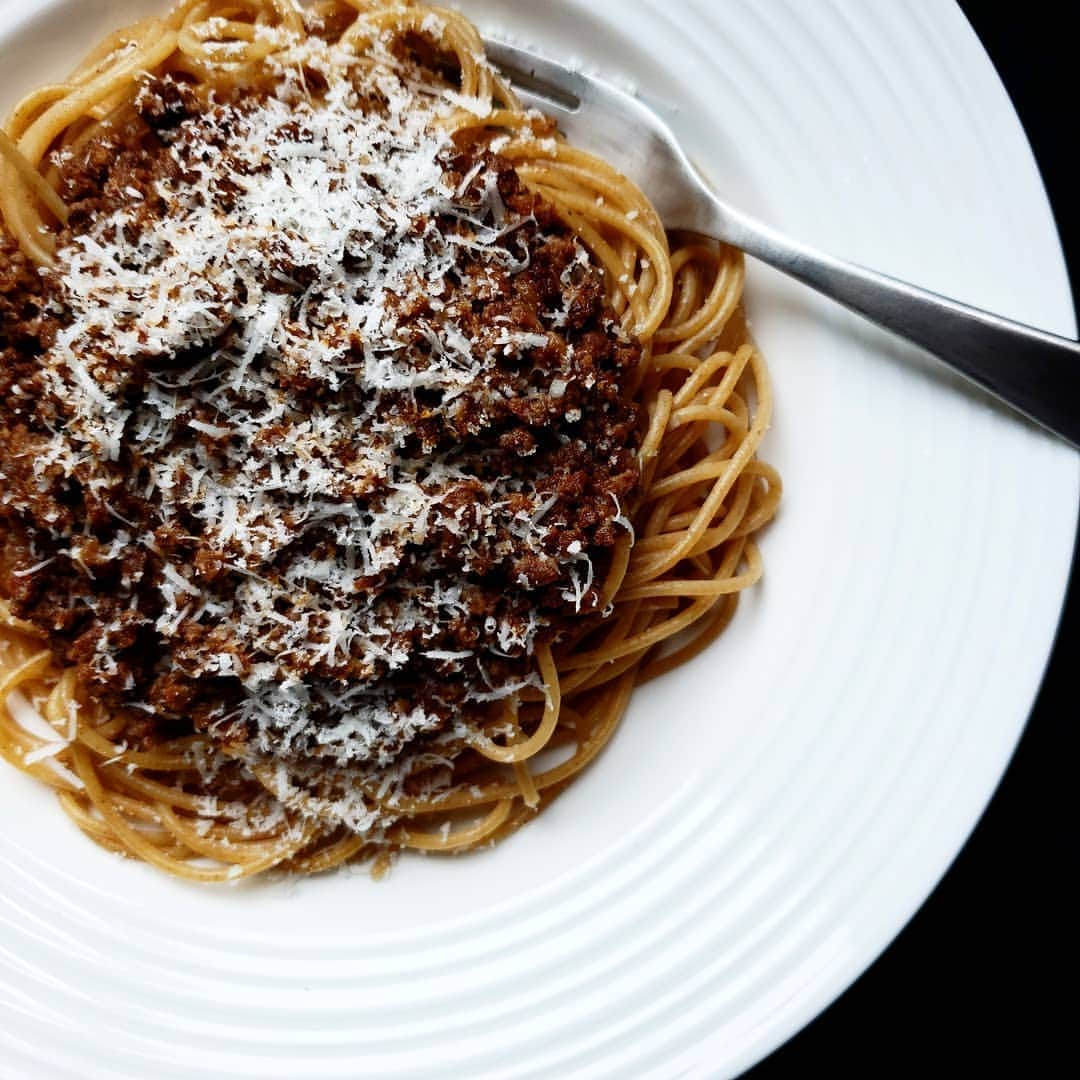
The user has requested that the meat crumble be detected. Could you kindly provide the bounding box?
[0,47,642,775]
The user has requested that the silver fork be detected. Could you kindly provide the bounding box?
[485,40,1080,450]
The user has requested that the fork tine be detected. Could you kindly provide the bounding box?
[482,38,585,114]
[479,35,710,232]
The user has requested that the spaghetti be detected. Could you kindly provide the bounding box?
[0,0,780,881]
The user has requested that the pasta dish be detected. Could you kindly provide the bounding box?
[0,0,780,881]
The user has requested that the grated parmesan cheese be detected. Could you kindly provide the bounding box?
[2,28,643,838]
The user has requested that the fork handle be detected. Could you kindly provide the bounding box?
[719,210,1080,449]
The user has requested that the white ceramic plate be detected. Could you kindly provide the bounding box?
[1,1,1076,1076]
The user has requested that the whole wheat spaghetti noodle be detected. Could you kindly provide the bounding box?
[0,0,780,881]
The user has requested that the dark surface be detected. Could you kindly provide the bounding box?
[747,4,1077,1075]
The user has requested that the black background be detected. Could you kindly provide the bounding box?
[747,4,1076,1075]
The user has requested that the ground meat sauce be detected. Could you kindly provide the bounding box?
[0,55,641,771]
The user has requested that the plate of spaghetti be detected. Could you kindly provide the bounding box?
[0,1,1075,1076]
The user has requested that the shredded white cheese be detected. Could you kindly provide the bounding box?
[6,29,637,837]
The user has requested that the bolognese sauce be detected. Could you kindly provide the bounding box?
[0,52,641,786]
